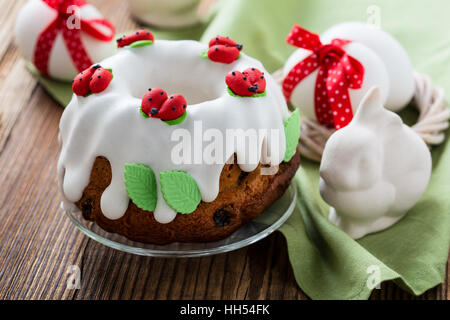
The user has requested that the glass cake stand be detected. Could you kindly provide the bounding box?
[65,182,297,258]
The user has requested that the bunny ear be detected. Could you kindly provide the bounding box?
[354,86,384,124]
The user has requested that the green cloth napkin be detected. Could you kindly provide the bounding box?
[30,0,450,300]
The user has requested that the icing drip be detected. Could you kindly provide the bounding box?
[58,40,289,223]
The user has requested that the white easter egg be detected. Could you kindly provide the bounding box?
[15,0,116,82]
[321,22,415,111]
[283,42,389,122]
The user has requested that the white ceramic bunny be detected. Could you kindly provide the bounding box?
[319,87,432,239]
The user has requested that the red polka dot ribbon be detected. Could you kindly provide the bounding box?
[34,0,115,76]
[282,25,365,129]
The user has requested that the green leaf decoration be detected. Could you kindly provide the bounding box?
[124,164,157,212]
[160,170,202,214]
[226,86,267,98]
[130,40,153,48]
[283,109,301,162]
[139,107,149,118]
[164,111,187,126]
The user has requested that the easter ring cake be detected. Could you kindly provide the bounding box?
[58,31,301,244]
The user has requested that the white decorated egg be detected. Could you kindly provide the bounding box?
[321,22,415,111]
[282,41,389,122]
[15,0,116,82]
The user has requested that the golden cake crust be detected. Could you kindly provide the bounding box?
[76,150,300,244]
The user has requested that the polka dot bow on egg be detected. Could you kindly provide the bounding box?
[34,0,115,76]
[282,25,365,129]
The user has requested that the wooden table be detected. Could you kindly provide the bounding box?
[0,0,448,300]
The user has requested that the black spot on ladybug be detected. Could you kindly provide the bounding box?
[97,75,101,78]
[136,32,139,35]
[183,105,186,109]
[170,96,174,99]
[260,76,264,79]
[79,78,82,81]
[160,91,164,95]
[213,209,231,227]
[225,44,229,47]
[92,64,101,69]
[148,97,152,101]
[148,88,152,91]
[251,68,255,71]
[232,72,236,76]
[243,77,247,81]
[150,108,158,115]
[249,84,258,93]
[216,37,219,40]
[215,47,219,51]
[172,106,176,111]
[90,77,92,81]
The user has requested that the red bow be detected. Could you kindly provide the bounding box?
[282,25,365,129]
[34,0,115,76]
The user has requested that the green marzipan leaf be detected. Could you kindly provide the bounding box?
[164,111,187,125]
[227,87,267,98]
[283,109,301,162]
[124,164,157,212]
[130,40,153,48]
[160,170,201,214]
[139,107,149,118]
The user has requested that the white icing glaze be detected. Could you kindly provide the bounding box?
[319,87,431,239]
[283,41,389,121]
[321,22,415,111]
[58,40,288,224]
[15,0,116,81]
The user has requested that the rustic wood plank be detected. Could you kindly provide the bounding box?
[0,0,33,152]
[0,46,38,152]
[0,0,447,301]
[0,0,27,59]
